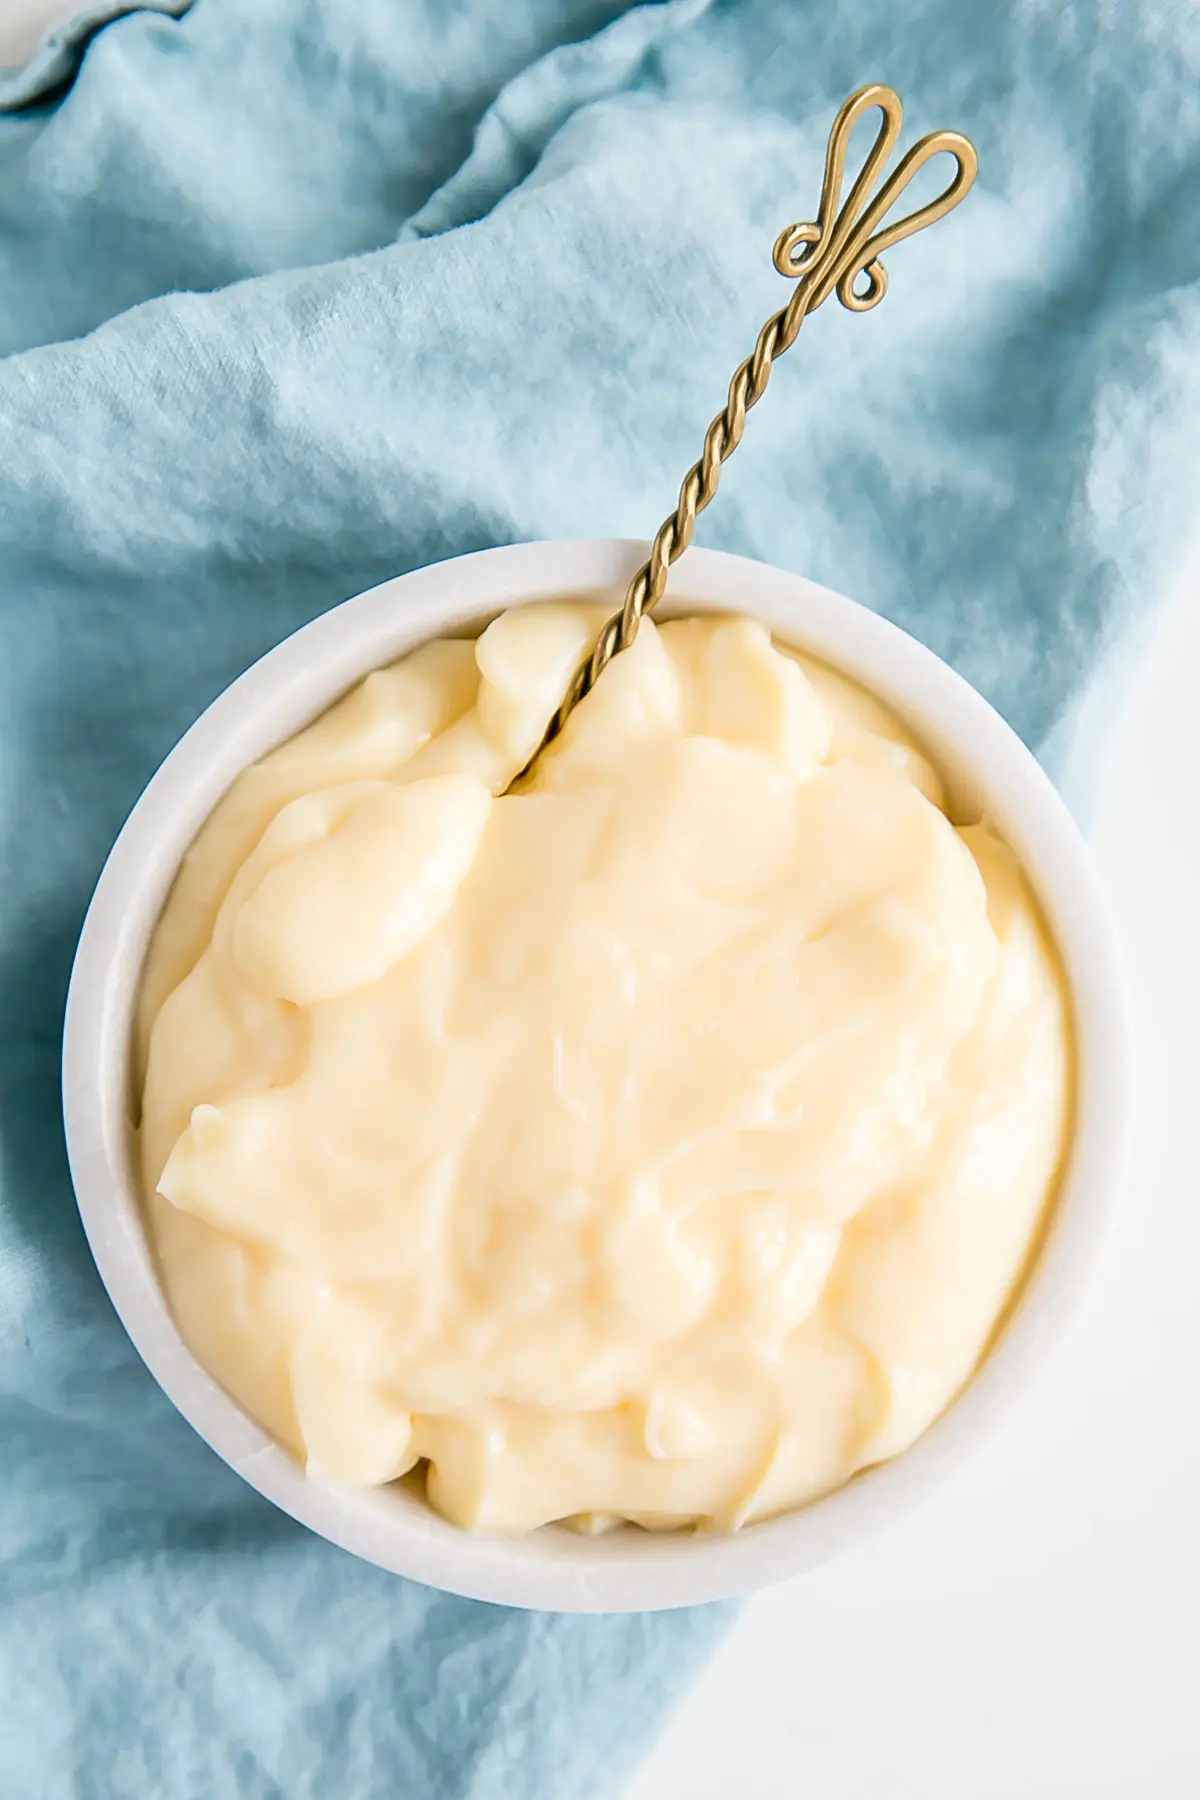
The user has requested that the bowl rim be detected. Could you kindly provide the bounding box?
[62,538,1132,1613]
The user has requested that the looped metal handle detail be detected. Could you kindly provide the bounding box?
[771,86,977,313]
[519,84,977,776]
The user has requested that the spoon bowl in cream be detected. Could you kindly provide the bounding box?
[62,541,1131,1612]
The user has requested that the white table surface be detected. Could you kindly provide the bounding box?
[4,6,1198,1794]
[0,0,68,67]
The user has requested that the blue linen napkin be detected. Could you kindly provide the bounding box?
[2,2,1198,1795]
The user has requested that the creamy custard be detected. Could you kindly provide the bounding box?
[137,605,1070,1532]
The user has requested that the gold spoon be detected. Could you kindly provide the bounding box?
[520,82,977,776]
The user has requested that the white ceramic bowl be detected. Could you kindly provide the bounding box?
[62,540,1131,1613]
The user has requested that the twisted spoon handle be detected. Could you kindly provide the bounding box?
[527,83,976,767]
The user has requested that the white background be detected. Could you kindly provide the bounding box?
[0,0,70,66]
[4,5,1198,1795]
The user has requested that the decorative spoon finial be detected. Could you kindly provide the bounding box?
[520,84,977,775]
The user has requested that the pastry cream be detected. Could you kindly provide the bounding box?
[137,604,1070,1532]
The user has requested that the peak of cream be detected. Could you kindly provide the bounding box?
[138,605,1070,1530]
